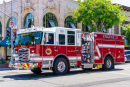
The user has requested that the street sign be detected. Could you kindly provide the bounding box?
[6,40,11,45]
[10,21,15,27]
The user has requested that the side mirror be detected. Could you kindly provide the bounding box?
[45,33,49,43]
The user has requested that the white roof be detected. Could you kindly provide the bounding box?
[17,27,81,34]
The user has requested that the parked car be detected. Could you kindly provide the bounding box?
[125,50,130,62]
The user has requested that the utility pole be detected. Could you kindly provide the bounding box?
[11,0,14,67]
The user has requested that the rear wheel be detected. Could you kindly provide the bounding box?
[53,58,68,75]
[31,67,42,74]
[102,56,114,70]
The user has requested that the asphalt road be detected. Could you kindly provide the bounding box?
[0,63,130,87]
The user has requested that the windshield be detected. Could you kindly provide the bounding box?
[15,31,43,46]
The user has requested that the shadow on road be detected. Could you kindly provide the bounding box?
[3,68,123,80]
[125,61,130,63]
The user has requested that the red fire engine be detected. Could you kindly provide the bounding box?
[12,27,125,75]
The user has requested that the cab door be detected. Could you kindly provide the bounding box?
[42,32,56,58]
[66,31,77,60]
[55,33,67,56]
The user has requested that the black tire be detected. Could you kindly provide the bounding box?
[102,56,114,70]
[53,58,68,75]
[31,68,42,74]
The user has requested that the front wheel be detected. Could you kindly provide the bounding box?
[102,56,114,70]
[31,68,42,74]
[53,58,68,75]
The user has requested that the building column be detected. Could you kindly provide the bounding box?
[58,18,64,27]
[0,47,6,59]
[77,22,82,30]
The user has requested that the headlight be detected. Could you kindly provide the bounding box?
[34,63,37,67]
[30,53,39,57]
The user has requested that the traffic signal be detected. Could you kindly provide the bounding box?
[13,29,17,40]
[6,28,11,40]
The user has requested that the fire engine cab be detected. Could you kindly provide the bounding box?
[12,27,125,75]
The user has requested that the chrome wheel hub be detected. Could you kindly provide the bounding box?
[106,59,112,68]
[57,61,65,72]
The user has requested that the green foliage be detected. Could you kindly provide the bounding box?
[0,37,2,39]
[23,33,35,42]
[122,24,130,45]
[0,59,6,64]
[73,0,127,32]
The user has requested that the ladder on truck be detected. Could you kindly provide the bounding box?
[81,34,94,69]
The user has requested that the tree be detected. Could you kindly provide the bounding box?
[73,0,127,32]
[122,24,130,45]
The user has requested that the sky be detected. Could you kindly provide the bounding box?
[0,0,130,7]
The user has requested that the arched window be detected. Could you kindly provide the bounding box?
[64,16,77,29]
[6,17,17,29]
[82,23,90,32]
[43,13,58,28]
[103,28,107,33]
[24,13,34,28]
[0,22,2,41]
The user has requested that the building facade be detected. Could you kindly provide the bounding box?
[0,0,83,60]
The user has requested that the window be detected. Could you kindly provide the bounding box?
[15,32,43,46]
[43,13,58,28]
[59,34,65,45]
[0,22,2,41]
[24,13,34,28]
[67,31,75,45]
[82,23,90,32]
[103,28,107,33]
[64,16,77,29]
[44,33,54,44]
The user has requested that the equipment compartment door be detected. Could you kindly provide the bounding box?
[94,40,103,64]
[116,40,125,62]
[102,40,116,62]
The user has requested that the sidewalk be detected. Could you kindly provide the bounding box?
[0,67,16,71]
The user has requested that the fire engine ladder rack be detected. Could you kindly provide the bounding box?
[81,38,94,64]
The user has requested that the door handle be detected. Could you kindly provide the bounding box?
[75,47,78,51]
[54,47,57,51]
[54,42,58,51]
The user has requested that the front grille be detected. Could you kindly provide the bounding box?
[18,48,30,61]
